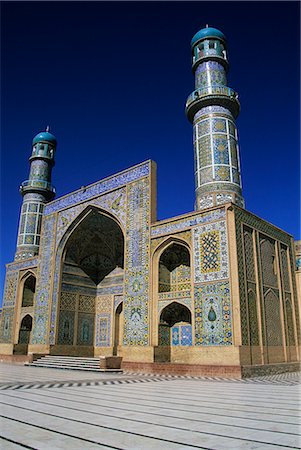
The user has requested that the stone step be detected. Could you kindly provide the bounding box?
[26,355,123,372]
[43,356,100,361]
[28,362,122,372]
[38,358,100,364]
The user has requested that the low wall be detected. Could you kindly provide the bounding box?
[242,362,301,378]
[122,361,242,378]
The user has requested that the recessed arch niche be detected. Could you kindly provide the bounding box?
[21,274,36,307]
[56,208,125,353]
[158,242,191,293]
[18,314,33,344]
[158,302,192,350]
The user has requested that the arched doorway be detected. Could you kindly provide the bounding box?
[157,302,192,362]
[18,314,33,345]
[55,209,124,355]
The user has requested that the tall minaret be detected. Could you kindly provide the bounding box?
[15,128,57,260]
[185,26,244,210]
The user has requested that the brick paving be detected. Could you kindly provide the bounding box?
[0,363,300,449]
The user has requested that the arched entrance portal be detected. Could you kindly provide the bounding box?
[55,209,124,356]
[18,314,33,345]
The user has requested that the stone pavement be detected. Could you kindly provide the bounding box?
[0,364,300,449]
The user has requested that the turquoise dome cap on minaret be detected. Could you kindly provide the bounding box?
[32,127,57,146]
[191,26,226,46]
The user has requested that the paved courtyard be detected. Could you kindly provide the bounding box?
[0,364,300,449]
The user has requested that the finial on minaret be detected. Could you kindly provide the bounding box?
[46,125,50,132]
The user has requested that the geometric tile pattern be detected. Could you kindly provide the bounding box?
[55,187,127,246]
[264,289,283,347]
[260,237,278,288]
[158,298,192,315]
[0,307,15,343]
[200,230,220,273]
[2,272,19,307]
[194,281,232,345]
[193,220,229,283]
[195,61,227,89]
[95,295,112,347]
[233,206,300,347]
[123,178,150,346]
[44,161,150,216]
[151,207,226,238]
[31,214,56,344]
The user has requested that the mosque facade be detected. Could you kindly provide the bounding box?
[1,27,300,376]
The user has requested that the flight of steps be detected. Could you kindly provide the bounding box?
[26,355,123,372]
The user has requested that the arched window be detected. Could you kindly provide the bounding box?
[21,275,36,307]
[158,243,190,293]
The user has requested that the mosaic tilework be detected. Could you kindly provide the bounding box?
[170,265,191,292]
[55,188,126,246]
[49,197,125,345]
[2,272,19,307]
[114,295,123,310]
[61,284,96,296]
[44,162,150,215]
[158,298,192,314]
[260,238,278,288]
[285,295,295,347]
[57,310,74,345]
[0,308,15,343]
[264,290,283,347]
[95,295,112,347]
[180,324,193,346]
[193,220,229,283]
[150,230,191,254]
[198,195,214,209]
[194,281,232,345]
[16,197,44,251]
[31,214,56,344]
[158,323,170,346]
[233,206,300,346]
[243,229,256,282]
[195,61,227,88]
[172,326,180,345]
[200,230,220,273]
[59,292,76,311]
[280,247,291,292]
[123,178,150,346]
[97,285,123,296]
[158,291,191,301]
[248,290,259,346]
[77,313,94,346]
[151,207,226,237]
[96,315,111,347]
[7,258,38,273]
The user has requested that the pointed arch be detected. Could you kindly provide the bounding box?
[50,205,125,352]
[264,288,283,351]
[21,273,36,307]
[18,314,33,344]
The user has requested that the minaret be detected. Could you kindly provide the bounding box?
[15,128,57,260]
[185,26,245,210]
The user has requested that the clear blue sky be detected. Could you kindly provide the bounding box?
[1,1,300,303]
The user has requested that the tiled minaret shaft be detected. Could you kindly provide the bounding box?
[15,129,57,260]
[185,26,245,211]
